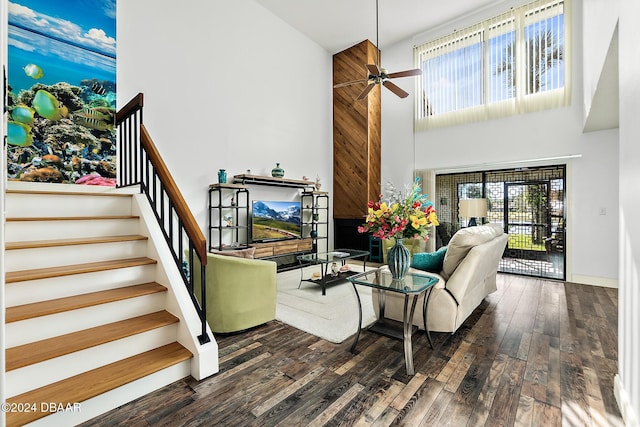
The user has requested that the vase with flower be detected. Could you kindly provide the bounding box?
[357,177,439,280]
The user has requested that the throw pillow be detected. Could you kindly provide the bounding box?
[211,247,256,259]
[411,247,447,273]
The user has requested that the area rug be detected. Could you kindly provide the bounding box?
[275,265,377,343]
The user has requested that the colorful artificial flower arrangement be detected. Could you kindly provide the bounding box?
[357,177,439,240]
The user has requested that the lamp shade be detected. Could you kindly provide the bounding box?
[459,198,488,218]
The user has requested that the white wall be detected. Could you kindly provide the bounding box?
[616,0,640,423]
[380,0,619,286]
[116,0,333,244]
[583,0,619,119]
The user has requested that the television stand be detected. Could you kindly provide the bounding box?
[232,174,329,257]
[208,176,329,267]
[251,238,313,271]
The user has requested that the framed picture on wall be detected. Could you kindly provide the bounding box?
[7,0,117,186]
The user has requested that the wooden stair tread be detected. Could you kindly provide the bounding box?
[6,189,134,197]
[5,257,157,284]
[6,342,192,426]
[5,311,179,372]
[6,234,148,250]
[6,215,139,222]
[6,311,179,371]
[6,282,167,323]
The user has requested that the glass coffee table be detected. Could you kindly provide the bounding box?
[297,249,370,295]
[348,268,439,375]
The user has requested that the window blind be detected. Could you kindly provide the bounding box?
[415,0,571,130]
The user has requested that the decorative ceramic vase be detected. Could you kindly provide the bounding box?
[271,163,285,178]
[217,169,227,184]
[387,238,410,280]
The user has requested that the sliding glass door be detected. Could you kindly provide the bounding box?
[435,165,565,280]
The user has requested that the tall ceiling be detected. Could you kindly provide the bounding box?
[254,0,620,132]
[255,0,511,54]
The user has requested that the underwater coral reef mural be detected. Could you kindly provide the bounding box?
[6,0,117,185]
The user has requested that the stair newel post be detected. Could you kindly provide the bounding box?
[199,260,210,344]
[138,103,143,184]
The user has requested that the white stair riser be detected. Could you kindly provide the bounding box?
[5,293,167,347]
[4,187,204,425]
[5,265,157,307]
[5,240,148,272]
[6,324,179,398]
[28,361,191,427]
[5,193,133,218]
[5,218,140,241]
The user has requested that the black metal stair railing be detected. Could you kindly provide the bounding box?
[116,93,210,345]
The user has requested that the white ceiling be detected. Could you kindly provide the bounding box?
[255,0,511,54]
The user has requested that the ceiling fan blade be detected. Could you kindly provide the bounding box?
[387,68,422,79]
[356,83,377,100]
[366,64,380,77]
[334,79,368,89]
[383,80,409,98]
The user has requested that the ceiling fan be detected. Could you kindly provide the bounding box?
[333,0,422,100]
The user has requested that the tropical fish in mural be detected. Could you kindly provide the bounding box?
[91,82,107,95]
[73,106,113,122]
[23,63,44,79]
[73,115,114,132]
[7,121,34,147]
[11,104,35,125]
[32,90,69,121]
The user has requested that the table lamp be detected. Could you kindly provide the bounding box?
[459,198,488,226]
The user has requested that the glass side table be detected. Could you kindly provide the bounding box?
[348,268,439,375]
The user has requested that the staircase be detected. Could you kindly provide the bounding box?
[3,186,201,426]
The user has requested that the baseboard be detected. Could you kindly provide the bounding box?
[569,274,618,288]
[615,374,639,427]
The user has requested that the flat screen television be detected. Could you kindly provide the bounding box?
[251,200,302,242]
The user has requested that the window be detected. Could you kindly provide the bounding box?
[435,165,566,280]
[415,0,571,130]
[458,182,483,200]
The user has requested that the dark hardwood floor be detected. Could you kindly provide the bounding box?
[81,274,623,426]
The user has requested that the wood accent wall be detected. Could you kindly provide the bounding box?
[332,40,381,220]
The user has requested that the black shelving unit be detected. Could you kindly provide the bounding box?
[208,183,250,251]
[301,191,329,254]
[229,174,328,270]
